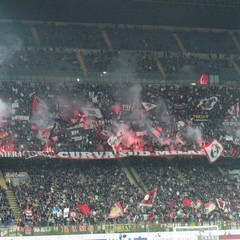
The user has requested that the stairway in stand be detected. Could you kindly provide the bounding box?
[0,171,21,219]
[118,159,148,195]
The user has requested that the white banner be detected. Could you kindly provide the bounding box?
[197,96,218,111]
[204,139,223,163]
[142,102,158,111]
[149,128,162,138]
[11,115,30,121]
[82,107,103,119]
[228,102,240,120]
[63,208,69,218]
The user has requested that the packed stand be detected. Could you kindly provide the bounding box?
[0,185,15,226]
[132,157,240,223]
[0,81,238,157]
[1,157,240,227]
[0,158,143,226]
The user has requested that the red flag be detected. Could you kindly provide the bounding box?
[139,188,157,207]
[77,204,91,216]
[196,74,208,85]
[228,148,240,158]
[182,198,192,207]
[108,202,124,219]
[32,95,48,113]
[216,198,226,210]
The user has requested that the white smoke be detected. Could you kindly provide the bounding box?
[0,99,10,120]
[107,52,137,79]
[128,83,142,104]
[185,126,203,145]
[0,35,23,64]
[236,129,240,138]
[31,112,54,130]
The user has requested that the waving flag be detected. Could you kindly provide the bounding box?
[196,74,208,85]
[77,204,91,216]
[107,131,124,154]
[52,206,61,215]
[142,102,158,111]
[216,198,226,210]
[197,97,218,111]
[82,107,103,119]
[63,208,70,218]
[149,127,162,138]
[204,139,223,163]
[32,94,48,113]
[108,202,124,219]
[228,102,240,120]
[24,208,32,218]
[204,202,216,214]
[139,188,157,207]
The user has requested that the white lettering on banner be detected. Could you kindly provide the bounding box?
[57,152,69,158]
[57,150,205,159]
[223,121,240,127]
[24,151,55,159]
[0,151,23,158]
[0,150,207,160]
[11,115,30,121]
[154,150,205,156]
[79,152,94,159]
[67,122,84,130]
[122,104,136,112]
[133,151,151,156]
[72,136,82,141]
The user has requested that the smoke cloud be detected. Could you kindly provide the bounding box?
[0,99,10,120]
[185,126,203,145]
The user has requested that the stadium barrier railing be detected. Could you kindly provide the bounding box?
[1,221,240,237]
[0,72,239,86]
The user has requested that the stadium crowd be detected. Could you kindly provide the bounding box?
[0,80,239,228]
[0,157,239,227]
[0,81,238,157]
[0,185,14,226]
[0,80,238,227]
[0,21,239,230]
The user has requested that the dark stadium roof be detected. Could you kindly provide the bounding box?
[0,0,240,29]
